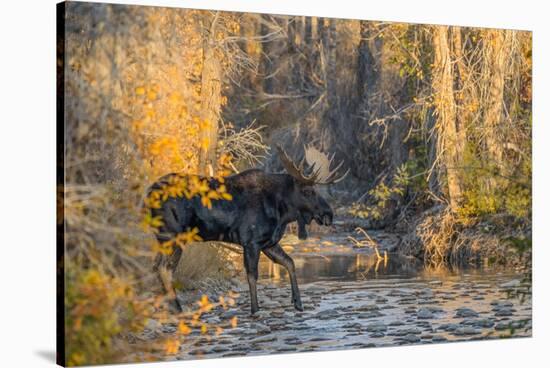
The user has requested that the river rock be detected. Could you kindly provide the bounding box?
[495,308,515,317]
[491,300,513,307]
[402,334,421,343]
[455,307,479,318]
[366,322,388,333]
[250,322,271,334]
[453,327,481,336]
[355,304,380,312]
[389,320,405,326]
[439,323,460,331]
[500,280,521,288]
[472,319,495,328]
[370,332,386,338]
[417,308,435,319]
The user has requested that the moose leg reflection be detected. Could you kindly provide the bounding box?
[262,244,303,311]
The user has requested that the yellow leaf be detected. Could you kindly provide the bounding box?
[164,339,179,355]
[178,321,191,335]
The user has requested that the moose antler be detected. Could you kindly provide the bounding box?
[304,145,349,184]
[276,144,348,185]
[276,145,319,185]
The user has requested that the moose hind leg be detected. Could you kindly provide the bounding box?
[153,204,185,312]
[243,247,261,315]
[262,244,303,311]
[155,243,184,312]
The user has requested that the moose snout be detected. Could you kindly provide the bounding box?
[315,210,333,226]
[322,211,333,226]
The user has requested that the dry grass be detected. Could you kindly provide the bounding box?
[172,242,237,292]
[400,206,520,267]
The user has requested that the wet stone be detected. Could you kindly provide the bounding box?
[455,307,479,318]
[439,323,460,331]
[315,309,340,320]
[343,322,362,329]
[472,319,495,328]
[500,280,521,288]
[161,324,177,333]
[398,297,417,305]
[222,310,239,319]
[494,308,516,317]
[388,289,413,297]
[222,352,246,357]
[453,327,481,336]
[366,322,388,333]
[249,323,271,334]
[344,332,361,337]
[495,320,528,331]
[401,334,421,343]
[432,335,448,342]
[211,346,230,353]
[251,335,277,344]
[370,332,386,338]
[391,327,421,336]
[355,304,380,312]
[357,311,384,319]
[309,336,331,342]
[417,308,435,319]
[389,320,405,326]
[491,300,513,307]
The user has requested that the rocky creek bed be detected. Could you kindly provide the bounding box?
[137,231,532,361]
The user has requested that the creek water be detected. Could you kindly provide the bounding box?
[143,231,532,361]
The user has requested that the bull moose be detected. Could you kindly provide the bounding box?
[148,145,347,314]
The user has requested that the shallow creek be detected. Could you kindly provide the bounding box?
[144,231,532,361]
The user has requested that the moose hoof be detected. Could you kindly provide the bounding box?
[294,301,304,312]
[250,306,260,315]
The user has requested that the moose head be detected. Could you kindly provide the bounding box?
[277,145,349,235]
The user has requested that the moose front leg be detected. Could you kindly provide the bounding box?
[243,246,261,314]
[262,244,303,311]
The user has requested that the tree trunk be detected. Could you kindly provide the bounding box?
[198,13,222,177]
[484,29,511,178]
[451,26,467,161]
[432,25,463,213]
[357,21,379,105]
[259,14,274,94]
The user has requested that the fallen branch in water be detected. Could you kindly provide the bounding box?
[347,227,388,263]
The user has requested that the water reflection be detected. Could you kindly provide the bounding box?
[259,252,503,284]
